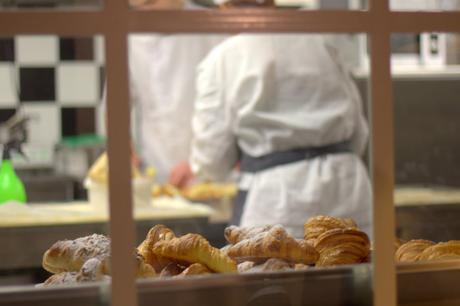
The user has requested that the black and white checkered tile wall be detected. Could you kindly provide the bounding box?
[0,36,105,167]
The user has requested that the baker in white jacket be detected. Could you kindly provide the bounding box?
[165,0,372,237]
[181,31,373,238]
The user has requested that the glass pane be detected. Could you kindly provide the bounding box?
[128,32,373,305]
[0,34,109,301]
[0,0,102,10]
[391,0,460,11]
[129,0,368,11]
[392,31,460,305]
[356,33,460,75]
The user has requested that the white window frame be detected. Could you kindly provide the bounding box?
[1,2,459,306]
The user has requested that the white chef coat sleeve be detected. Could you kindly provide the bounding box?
[190,54,238,181]
[323,36,369,156]
[348,78,369,156]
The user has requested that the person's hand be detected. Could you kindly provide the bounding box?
[131,143,141,169]
[169,161,194,189]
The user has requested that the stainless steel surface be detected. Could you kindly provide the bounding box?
[0,218,208,271]
[0,263,459,306]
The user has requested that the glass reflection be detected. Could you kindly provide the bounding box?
[129,0,367,10]
[129,32,372,264]
[391,0,460,11]
[392,32,460,266]
[0,0,102,10]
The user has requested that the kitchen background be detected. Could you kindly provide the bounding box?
[0,35,106,201]
[1,24,460,202]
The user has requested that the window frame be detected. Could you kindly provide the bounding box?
[1,2,459,306]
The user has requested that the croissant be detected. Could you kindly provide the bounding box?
[226,225,318,265]
[134,252,157,278]
[395,239,435,262]
[159,263,185,278]
[416,240,460,261]
[224,225,274,245]
[304,215,357,244]
[138,224,175,272]
[42,234,111,274]
[314,228,370,267]
[176,263,211,277]
[152,233,237,273]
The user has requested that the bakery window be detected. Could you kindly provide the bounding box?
[1,2,460,306]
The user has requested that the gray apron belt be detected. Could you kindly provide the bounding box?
[231,140,352,225]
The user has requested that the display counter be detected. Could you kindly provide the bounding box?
[1,261,459,306]
[2,186,460,272]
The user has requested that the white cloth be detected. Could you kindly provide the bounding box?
[128,34,227,183]
[191,34,372,238]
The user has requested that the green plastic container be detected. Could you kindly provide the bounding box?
[0,160,27,204]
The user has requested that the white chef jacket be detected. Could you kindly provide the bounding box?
[128,33,227,182]
[190,34,372,238]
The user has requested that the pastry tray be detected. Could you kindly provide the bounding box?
[1,262,460,306]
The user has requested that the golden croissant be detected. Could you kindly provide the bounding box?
[138,224,175,272]
[152,233,237,273]
[159,263,184,278]
[304,215,357,244]
[177,263,211,277]
[224,225,274,245]
[314,228,370,267]
[226,225,318,265]
[395,239,435,262]
[416,240,460,261]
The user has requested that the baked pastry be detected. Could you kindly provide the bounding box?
[43,258,111,287]
[151,184,181,198]
[152,233,237,273]
[138,224,175,272]
[43,234,111,274]
[76,258,108,282]
[314,228,370,267]
[294,263,309,271]
[416,240,460,261]
[224,225,274,245]
[182,183,237,201]
[226,225,318,265]
[43,272,79,286]
[237,261,255,273]
[304,215,357,245]
[250,258,291,273]
[395,239,435,262]
[134,252,156,278]
[43,234,155,278]
[159,263,185,278]
[176,263,211,277]
[88,153,141,184]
